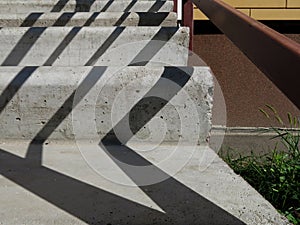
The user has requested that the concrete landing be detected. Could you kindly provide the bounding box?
[0,12,177,27]
[0,140,289,225]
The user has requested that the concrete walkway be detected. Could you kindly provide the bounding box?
[0,140,289,225]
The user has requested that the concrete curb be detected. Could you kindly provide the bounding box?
[210,126,300,155]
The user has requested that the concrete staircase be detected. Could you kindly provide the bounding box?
[0,0,289,224]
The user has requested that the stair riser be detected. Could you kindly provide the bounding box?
[0,27,189,66]
[0,66,213,144]
[0,12,177,27]
[0,1,174,13]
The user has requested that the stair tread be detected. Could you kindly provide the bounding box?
[0,26,189,66]
[0,12,177,27]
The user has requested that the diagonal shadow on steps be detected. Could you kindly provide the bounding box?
[20,13,43,27]
[25,66,107,165]
[98,67,245,224]
[129,27,178,66]
[113,0,138,26]
[2,0,107,66]
[0,67,37,114]
[0,67,246,224]
[83,12,100,25]
[21,0,74,27]
[0,148,164,224]
[14,0,164,28]
[2,18,72,65]
[12,11,170,28]
[99,0,114,12]
[114,0,166,26]
[84,26,179,67]
[101,67,193,144]
[20,0,96,27]
[10,12,120,66]
[84,0,145,65]
[1,0,168,66]
[43,8,113,66]
[148,0,167,12]
[43,26,82,66]
[84,27,126,66]
[52,12,76,26]
[45,0,138,66]
[0,146,246,225]
[137,12,169,26]
[1,27,46,66]
[51,0,97,12]
[51,0,71,12]
[123,0,138,12]
[75,0,97,12]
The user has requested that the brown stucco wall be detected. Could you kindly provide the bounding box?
[193,33,300,127]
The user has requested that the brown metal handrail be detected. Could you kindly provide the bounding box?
[190,0,300,109]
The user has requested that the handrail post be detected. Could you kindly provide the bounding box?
[173,0,178,15]
[174,0,193,50]
[183,0,193,50]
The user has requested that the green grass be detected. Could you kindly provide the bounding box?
[220,106,300,224]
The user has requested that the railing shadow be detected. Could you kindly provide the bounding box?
[0,1,245,223]
[0,146,245,224]
[1,0,169,66]
[0,67,245,224]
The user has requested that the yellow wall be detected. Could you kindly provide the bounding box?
[194,0,300,20]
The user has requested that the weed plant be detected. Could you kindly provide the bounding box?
[220,105,300,224]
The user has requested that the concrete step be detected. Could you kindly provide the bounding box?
[0,140,289,225]
[0,27,189,66]
[0,12,177,27]
[0,66,213,144]
[0,0,173,13]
